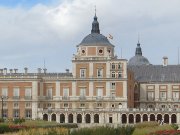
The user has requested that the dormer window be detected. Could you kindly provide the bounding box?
[98,49,103,54]
[82,50,85,54]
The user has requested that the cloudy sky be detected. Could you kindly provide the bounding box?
[0,0,180,73]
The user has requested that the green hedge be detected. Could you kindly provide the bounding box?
[70,126,135,135]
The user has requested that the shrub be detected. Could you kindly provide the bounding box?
[171,123,179,130]
[0,124,10,134]
[16,127,69,135]
[0,118,4,123]
[133,124,174,135]
[148,130,180,135]
[70,126,135,135]
[13,118,25,124]
[134,121,158,129]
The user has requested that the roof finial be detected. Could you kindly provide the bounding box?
[135,33,142,56]
[95,5,96,16]
[91,6,100,34]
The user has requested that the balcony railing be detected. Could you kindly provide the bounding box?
[13,96,20,99]
[96,96,103,100]
[46,96,53,100]
[24,96,32,100]
[62,96,69,100]
[79,96,86,100]
[147,97,155,101]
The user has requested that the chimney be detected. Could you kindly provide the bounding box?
[43,68,47,74]
[0,69,3,74]
[14,69,18,73]
[24,67,28,74]
[9,69,13,74]
[163,56,168,66]
[4,68,7,75]
[37,68,41,74]
[66,69,69,73]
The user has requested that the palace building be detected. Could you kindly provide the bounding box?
[0,13,179,126]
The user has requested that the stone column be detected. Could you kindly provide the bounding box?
[91,114,94,123]
[148,116,150,122]
[65,113,68,123]
[82,113,85,123]
[169,116,172,124]
[127,114,129,124]
[134,116,136,124]
[56,114,60,123]
[48,114,51,121]
[141,115,143,122]
[73,113,77,123]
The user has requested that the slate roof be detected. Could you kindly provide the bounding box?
[128,65,180,83]
[128,55,150,66]
[78,33,114,46]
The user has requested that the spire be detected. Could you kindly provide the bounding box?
[91,6,100,34]
[135,40,142,56]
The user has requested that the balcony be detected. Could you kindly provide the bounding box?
[147,97,155,101]
[13,96,20,99]
[46,96,53,100]
[159,98,167,101]
[79,96,86,100]
[24,96,32,100]
[172,98,179,102]
[96,96,103,100]
[62,96,69,100]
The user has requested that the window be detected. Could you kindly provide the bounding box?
[80,103,85,107]
[47,88,52,98]
[82,49,85,54]
[118,72,122,78]
[13,109,19,118]
[111,92,116,99]
[111,72,115,78]
[80,69,86,78]
[97,69,103,78]
[97,103,102,107]
[118,64,122,69]
[14,102,19,108]
[147,91,154,100]
[25,102,31,108]
[64,103,68,108]
[111,83,116,89]
[2,88,8,97]
[160,91,166,100]
[96,88,103,99]
[111,104,115,108]
[107,49,111,53]
[172,91,179,100]
[80,88,86,97]
[98,49,103,54]
[111,64,115,69]
[63,88,69,97]
[25,88,31,98]
[13,88,19,99]
[25,110,31,118]
[47,103,51,108]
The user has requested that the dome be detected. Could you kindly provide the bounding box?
[77,13,113,47]
[128,41,150,66]
[79,33,113,46]
[128,55,150,66]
